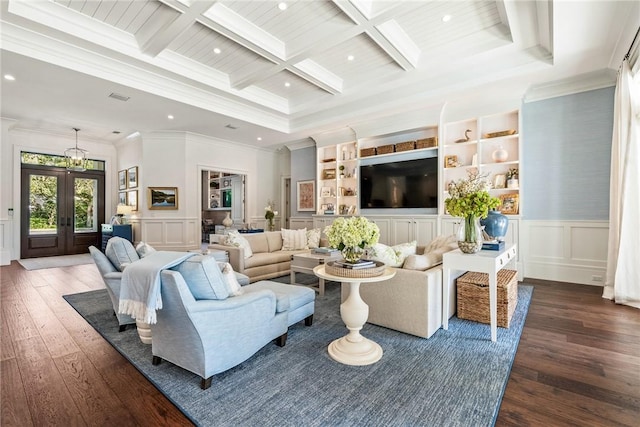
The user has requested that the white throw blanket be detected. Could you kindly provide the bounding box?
[119,251,195,324]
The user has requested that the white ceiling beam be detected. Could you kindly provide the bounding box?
[137,1,215,57]
[331,0,417,70]
[292,59,343,94]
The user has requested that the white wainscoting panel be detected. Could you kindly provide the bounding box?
[289,216,314,230]
[140,217,199,250]
[522,220,608,286]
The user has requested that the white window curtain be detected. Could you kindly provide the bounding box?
[603,58,640,308]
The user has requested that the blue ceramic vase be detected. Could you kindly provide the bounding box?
[480,210,509,241]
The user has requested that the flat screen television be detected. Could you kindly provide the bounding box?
[359,156,438,213]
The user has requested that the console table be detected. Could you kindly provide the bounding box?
[443,244,517,342]
[313,265,395,366]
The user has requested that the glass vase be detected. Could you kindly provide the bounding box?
[341,246,363,263]
[457,215,483,254]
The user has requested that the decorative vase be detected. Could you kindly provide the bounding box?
[341,246,364,263]
[457,215,483,254]
[480,210,509,241]
[492,147,508,163]
[268,219,275,231]
[507,178,519,189]
[222,212,233,228]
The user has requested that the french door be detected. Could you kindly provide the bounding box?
[21,166,105,258]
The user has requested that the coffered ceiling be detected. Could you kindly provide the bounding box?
[0,1,638,147]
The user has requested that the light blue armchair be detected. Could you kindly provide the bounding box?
[152,270,295,389]
[89,245,136,331]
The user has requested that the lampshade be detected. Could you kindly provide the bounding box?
[65,128,89,171]
[116,204,133,216]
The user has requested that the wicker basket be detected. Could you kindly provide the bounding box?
[360,147,376,157]
[325,261,386,278]
[456,269,518,328]
[395,141,415,152]
[376,144,395,155]
[416,137,438,148]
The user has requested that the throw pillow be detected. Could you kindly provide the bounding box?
[218,262,244,296]
[171,255,229,300]
[367,241,417,268]
[306,228,321,249]
[282,228,308,250]
[135,241,156,258]
[404,237,458,271]
[105,237,140,271]
[223,230,253,259]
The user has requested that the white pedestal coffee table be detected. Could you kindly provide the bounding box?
[290,252,342,296]
[313,265,395,365]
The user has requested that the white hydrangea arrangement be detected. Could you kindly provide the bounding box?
[445,171,499,219]
[325,216,380,262]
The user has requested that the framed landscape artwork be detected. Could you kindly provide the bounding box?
[148,187,178,210]
[297,180,315,211]
[118,170,127,190]
[127,190,138,211]
[127,166,138,188]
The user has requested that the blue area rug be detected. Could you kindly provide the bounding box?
[64,276,532,427]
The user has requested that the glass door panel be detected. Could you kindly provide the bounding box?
[74,177,98,233]
[28,174,59,235]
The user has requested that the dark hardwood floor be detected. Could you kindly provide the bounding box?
[1,262,638,426]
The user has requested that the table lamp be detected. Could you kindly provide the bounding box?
[116,204,133,224]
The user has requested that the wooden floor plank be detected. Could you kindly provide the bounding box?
[53,351,136,425]
[1,358,34,427]
[12,336,86,426]
[2,262,639,426]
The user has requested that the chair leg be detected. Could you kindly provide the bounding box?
[201,377,212,390]
[152,356,162,365]
[304,314,314,326]
[118,324,127,332]
[275,332,288,347]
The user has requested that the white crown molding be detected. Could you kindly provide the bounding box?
[523,69,617,103]
[310,127,356,148]
[285,139,316,151]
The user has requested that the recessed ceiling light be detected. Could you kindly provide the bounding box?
[442,15,452,22]
[168,115,174,120]
[278,2,287,11]
[4,74,15,81]
[347,55,355,61]
[257,137,262,141]
[284,82,291,87]
[213,48,221,54]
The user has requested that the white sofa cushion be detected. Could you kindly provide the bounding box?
[224,230,253,259]
[105,237,140,271]
[171,255,229,300]
[282,228,308,250]
[306,228,321,249]
[367,241,417,267]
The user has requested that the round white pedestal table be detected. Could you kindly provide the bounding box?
[313,265,395,366]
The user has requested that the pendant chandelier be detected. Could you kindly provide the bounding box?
[65,127,88,171]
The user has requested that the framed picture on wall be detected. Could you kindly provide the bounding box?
[127,166,138,188]
[118,192,127,205]
[297,180,315,212]
[118,170,127,190]
[148,187,178,210]
[127,190,138,211]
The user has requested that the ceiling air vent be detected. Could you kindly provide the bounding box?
[108,92,130,102]
[225,124,238,130]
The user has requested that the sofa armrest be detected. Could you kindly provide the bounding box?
[209,243,245,273]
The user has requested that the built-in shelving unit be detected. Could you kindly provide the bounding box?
[204,171,233,210]
[317,141,358,216]
[442,110,521,217]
